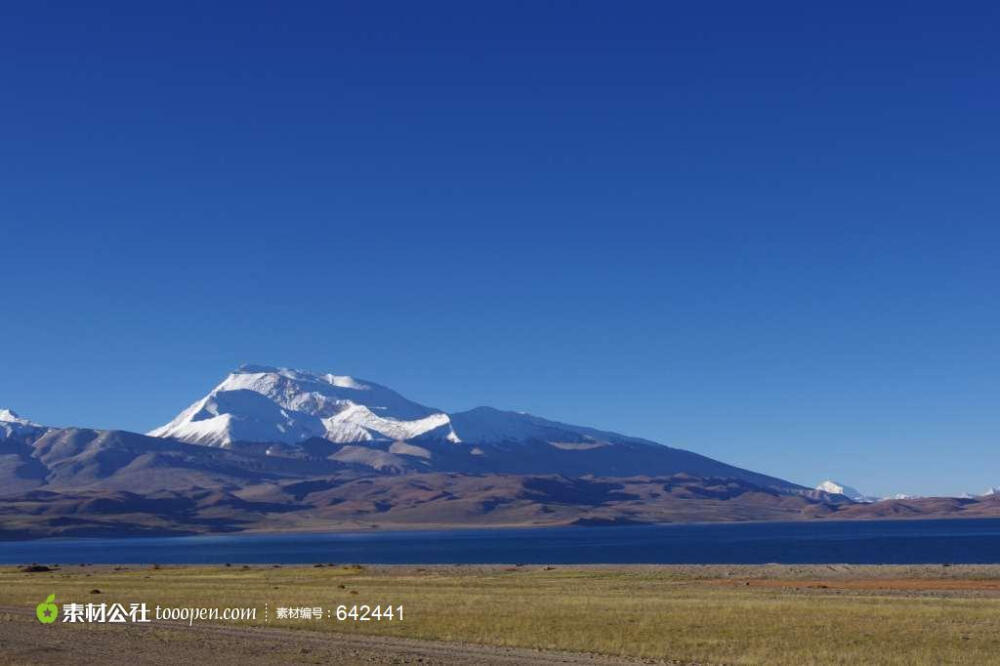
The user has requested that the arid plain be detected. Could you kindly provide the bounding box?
[4,564,1000,665]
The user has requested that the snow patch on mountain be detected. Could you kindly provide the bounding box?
[323,405,458,443]
[1,409,35,425]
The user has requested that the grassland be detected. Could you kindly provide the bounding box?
[3,564,1000,664]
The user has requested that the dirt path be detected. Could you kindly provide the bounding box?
[0,605,668,665]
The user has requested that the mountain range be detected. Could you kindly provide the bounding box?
[2,365,998,540]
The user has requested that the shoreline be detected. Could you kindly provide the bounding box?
[6,512,1000,543]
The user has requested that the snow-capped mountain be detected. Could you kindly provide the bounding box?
[148,364,671,449]
[815,480,877,503]
[147,365,800,488]
[149,365,459,447]
[0,409,49,443]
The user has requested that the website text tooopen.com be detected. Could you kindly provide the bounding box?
[156,606,257,625]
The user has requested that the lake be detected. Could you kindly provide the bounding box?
[2,519,1000,564]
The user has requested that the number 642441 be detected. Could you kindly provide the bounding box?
[335,604,403,621]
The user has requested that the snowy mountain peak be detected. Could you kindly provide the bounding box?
[234,364,369,390]
[149,365,457,447]
[816,480,876,503]
[0,408,34,425]
[0,408,48,443]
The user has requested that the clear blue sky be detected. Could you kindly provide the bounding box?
[2,2,998,497]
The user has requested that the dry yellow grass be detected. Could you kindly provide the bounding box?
[3,564,1000,664]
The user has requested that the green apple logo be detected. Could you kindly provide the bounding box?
[36,594,58,624]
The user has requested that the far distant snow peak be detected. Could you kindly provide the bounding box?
[816,480,877,503]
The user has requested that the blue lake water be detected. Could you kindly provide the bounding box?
[3,519,1000,565]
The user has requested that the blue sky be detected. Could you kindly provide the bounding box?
[2,1,998,496]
